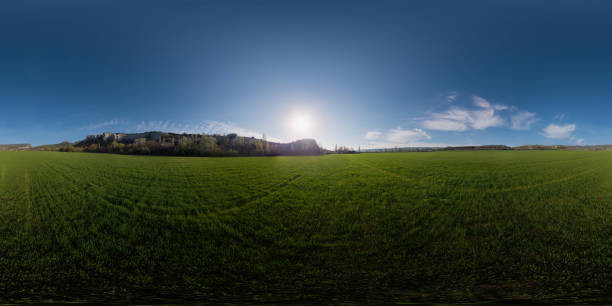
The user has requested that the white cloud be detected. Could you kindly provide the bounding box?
[473,96,491,108]
[385,128,431,143]
[542,123,576,139]
[441,108,472,122]
[471,109,505,130]
[422,118,469,131]
[420,95,541,132]
[473,95,508,111]
[364,131,382,140]
[422,106,504,131]
[511,111,538,130]
[363,127,431,143]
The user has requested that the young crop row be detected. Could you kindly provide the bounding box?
[0,150,610,303]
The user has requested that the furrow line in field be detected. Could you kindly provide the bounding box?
[492,167,598,193]
[0,163,7,201]
[349,156,598,195]
[0,162,14,223]
[451,167,598,194]
[23,168,41,238]
[30,166,66,223]
[348,157,421,184]
[234,173,304,206]
[223,161,352,214]
[1,162,6,186]
[218,169,328,215]
[39,160,98,197]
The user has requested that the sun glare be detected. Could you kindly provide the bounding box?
[292,115,311,133]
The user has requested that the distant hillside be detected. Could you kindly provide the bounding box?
[363,144,612,152]
[513,144,612,150]
[8,136,612,155]
[362,145,513,153]
[66,131,324,156]
[0,144,31,151]
[514,144,572,150]
[31,141,73,151]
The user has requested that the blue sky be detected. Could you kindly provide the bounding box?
[2,0,612,148]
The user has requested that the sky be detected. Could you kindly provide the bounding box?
[2,0,612,148]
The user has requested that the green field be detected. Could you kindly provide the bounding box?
[0,151,610,303]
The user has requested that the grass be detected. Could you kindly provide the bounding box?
[0,150,610,303]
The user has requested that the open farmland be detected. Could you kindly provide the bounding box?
[0,151,610,303]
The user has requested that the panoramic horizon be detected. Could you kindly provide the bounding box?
[2,1,611,304]
[2,1,612,148]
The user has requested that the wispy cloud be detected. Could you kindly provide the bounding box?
[421,95,542,133]
[511,111,538,130]
[555,113,567,121]
[472,95,508,110]
[365,141,457,148]
[386,128,431,143]
[422,96,506,132]
[364,127,430,143]
[82,118,126,131]
[472,96,491,108]
[445,92,458,103]
[542,123,576,139]
[422,118,469,131]
[135,120,286,143]
[362,127,443,147]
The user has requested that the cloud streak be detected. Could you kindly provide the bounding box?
[511,111,538,130]
[386,128,431,143]
[445,92,458,103]
[135,120,286,143]
[421,94,542,134]
[422,96,506,132]
[363,127,442,147]
[365,141,457,148]
[82,118,126,131]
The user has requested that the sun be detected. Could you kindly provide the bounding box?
[293,115,311,133]
[288,113,314,138]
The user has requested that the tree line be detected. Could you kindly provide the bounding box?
[59,132,324,156]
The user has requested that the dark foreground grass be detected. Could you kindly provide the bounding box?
[0,151,610,303]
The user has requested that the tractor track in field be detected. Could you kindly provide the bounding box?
[0,163,7,200]
[38,159,310,217]
[43,161,202,218]
[23,168,41,237]
[221,173,305,213]
[491,167,598,193]
[39,161,90,195]
[348,156,598,194]
[454,167,599,194]
[39,161,137,218]
[31,164,73,222]
[40,160,119,200]
[347,156,420,184]
[219,163,345,215]
[1,163,6,186]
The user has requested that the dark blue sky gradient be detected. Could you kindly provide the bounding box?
[2,0,612,147]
